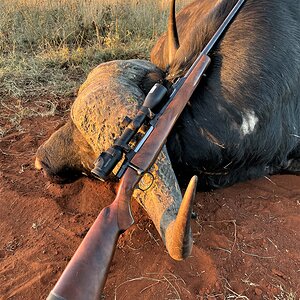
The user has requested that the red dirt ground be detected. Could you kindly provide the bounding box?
[0,98,299,300]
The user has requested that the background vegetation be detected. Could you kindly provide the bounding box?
[0,0,191,99]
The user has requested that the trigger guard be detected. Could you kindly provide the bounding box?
[138,172,154,191]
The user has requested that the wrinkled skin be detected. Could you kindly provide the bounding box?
[36,60,165,183]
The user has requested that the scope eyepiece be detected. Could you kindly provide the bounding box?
[91,146,123,181]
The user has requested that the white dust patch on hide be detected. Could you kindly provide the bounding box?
[241,110,258,136]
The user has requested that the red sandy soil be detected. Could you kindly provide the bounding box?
[0,98,299,300]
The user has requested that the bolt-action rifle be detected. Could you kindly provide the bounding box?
[47,1,245,299]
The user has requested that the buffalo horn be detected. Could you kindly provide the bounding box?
[165,175,198,260]
[168,0,180,65]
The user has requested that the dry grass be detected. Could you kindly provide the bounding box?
[0,0,164,53]
[0,0,192,98]
[0,0,192,136]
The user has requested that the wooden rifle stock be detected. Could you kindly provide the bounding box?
[47,168,138,300]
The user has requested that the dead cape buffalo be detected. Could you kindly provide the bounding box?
[35,0,300,260]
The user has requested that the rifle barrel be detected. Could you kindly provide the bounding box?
[185,0,245,78]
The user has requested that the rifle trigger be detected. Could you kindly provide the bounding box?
[138,172,154,192]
